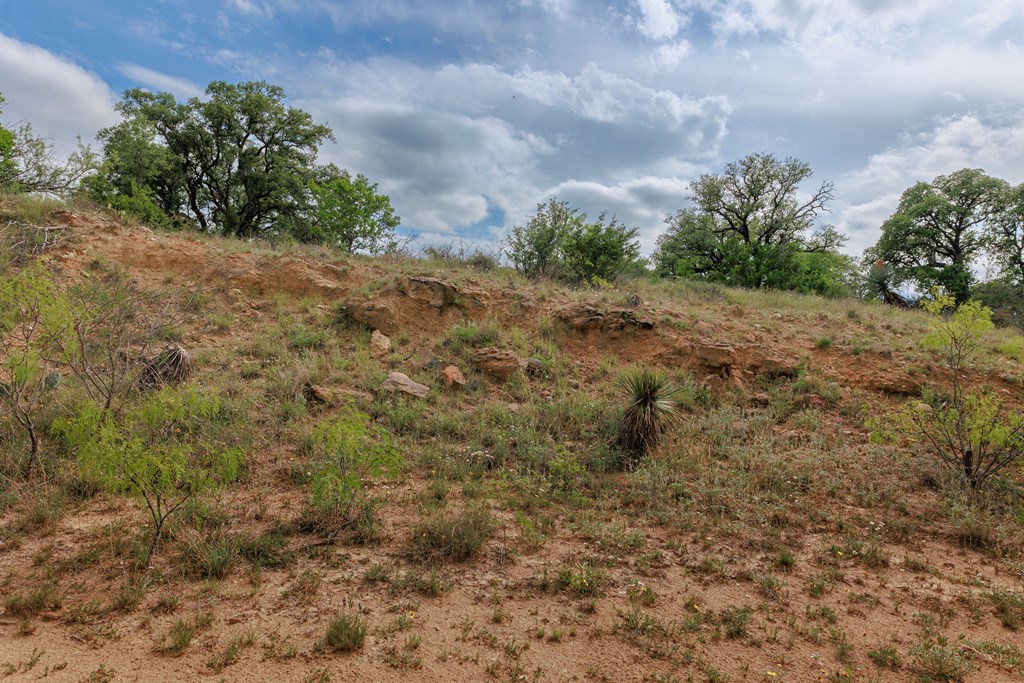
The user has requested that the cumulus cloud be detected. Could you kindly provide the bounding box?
[836,113,1024,255]
[0,33,118,152]
[115,63,204,98]
[293,55,729,240]
[635,0,684,40]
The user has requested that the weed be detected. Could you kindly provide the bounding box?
[407,507,494,563]
[868,645,901,669]
[321,612,367,653]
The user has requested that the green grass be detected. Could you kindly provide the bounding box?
[321,613,367,653]
[407,507,494,564]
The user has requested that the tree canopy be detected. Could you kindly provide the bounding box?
[506,198,642,284]
[303,167,400,254]
[653,152,848,295]
[866,168,1004,302]
[93,81,334,238]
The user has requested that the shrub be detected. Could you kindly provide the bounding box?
[321,612,367,652]
[0,263,70,475]
[892,292,1024,489]
[408,507,494,564]
[54,386,246,560]
[302,407,401,541]
[614,367,682,462]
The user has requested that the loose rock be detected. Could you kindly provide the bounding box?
[440,365,466,390]
[382,372,430,398]
[472,347,521,381]
[370,330,392,358]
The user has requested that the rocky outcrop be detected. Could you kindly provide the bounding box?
[472,347,521,381]
[557,305,656,337]
[694,339,801,379]
[399,276,459,307]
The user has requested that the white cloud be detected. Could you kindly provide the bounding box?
[836,113,1024,255]
[0,33,118,153]
[225,0,275,19]
[635,0,683,40]
[115,63,204,98]
[640,40,692,71]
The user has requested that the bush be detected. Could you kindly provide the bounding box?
[302,407,401,541]
[53,386,246,559]
[892,293,1024,489]
[321,612,367,652]
[408,507,494,564]
[506,197,643,284]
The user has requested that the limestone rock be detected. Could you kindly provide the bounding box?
[472,347,521,381]
[382,372,430,399]
[399,276,459,307]
[696,341,736,370]
[748,355,800,378]
[440,365,466,390]
[347,299,400,336]
[370,330,392,358]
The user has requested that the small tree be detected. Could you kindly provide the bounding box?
[903,292,1024,489]
[303,407,402,541]
[560,214,642,285]
[305,169,400,254]
[51,270,191,416]
[506,198,584,279]
[0,264,71,475]
[55,386,245,560]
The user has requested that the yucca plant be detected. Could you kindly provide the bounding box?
[615,366,682,462]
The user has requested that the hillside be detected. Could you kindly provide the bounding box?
[2,198,1024,683]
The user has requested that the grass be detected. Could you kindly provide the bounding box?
[321,613,367,653]
[407,507,494,563]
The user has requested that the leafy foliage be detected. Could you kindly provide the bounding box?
[301,167,400,253]
[986,181,1024,287]
[0,91,97,196]
[54,386,245,559]
[867,169,1005,302]
[0,263,71,474]
[506,198,642,284]
[303,407,402,539]
[95,81,332,238]
[884,292,1024,489]
[615,366,682,463]
[653,153,848,294]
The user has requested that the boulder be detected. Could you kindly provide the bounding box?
[696,341,736,370]
[520,357,546,378]
[472,347,521,381]
[748,354,800,378]
[347,299,400,336]
[399,276,459,307]
[370,330,392,358]
[381,372,430,399]
[440,365,466,390]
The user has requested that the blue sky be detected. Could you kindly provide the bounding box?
[2,0,1023,257]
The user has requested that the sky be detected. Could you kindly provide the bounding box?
[1,0,1023,257]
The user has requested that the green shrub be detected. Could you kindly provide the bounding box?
[53,385,246,559]
[301,407,401,541]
